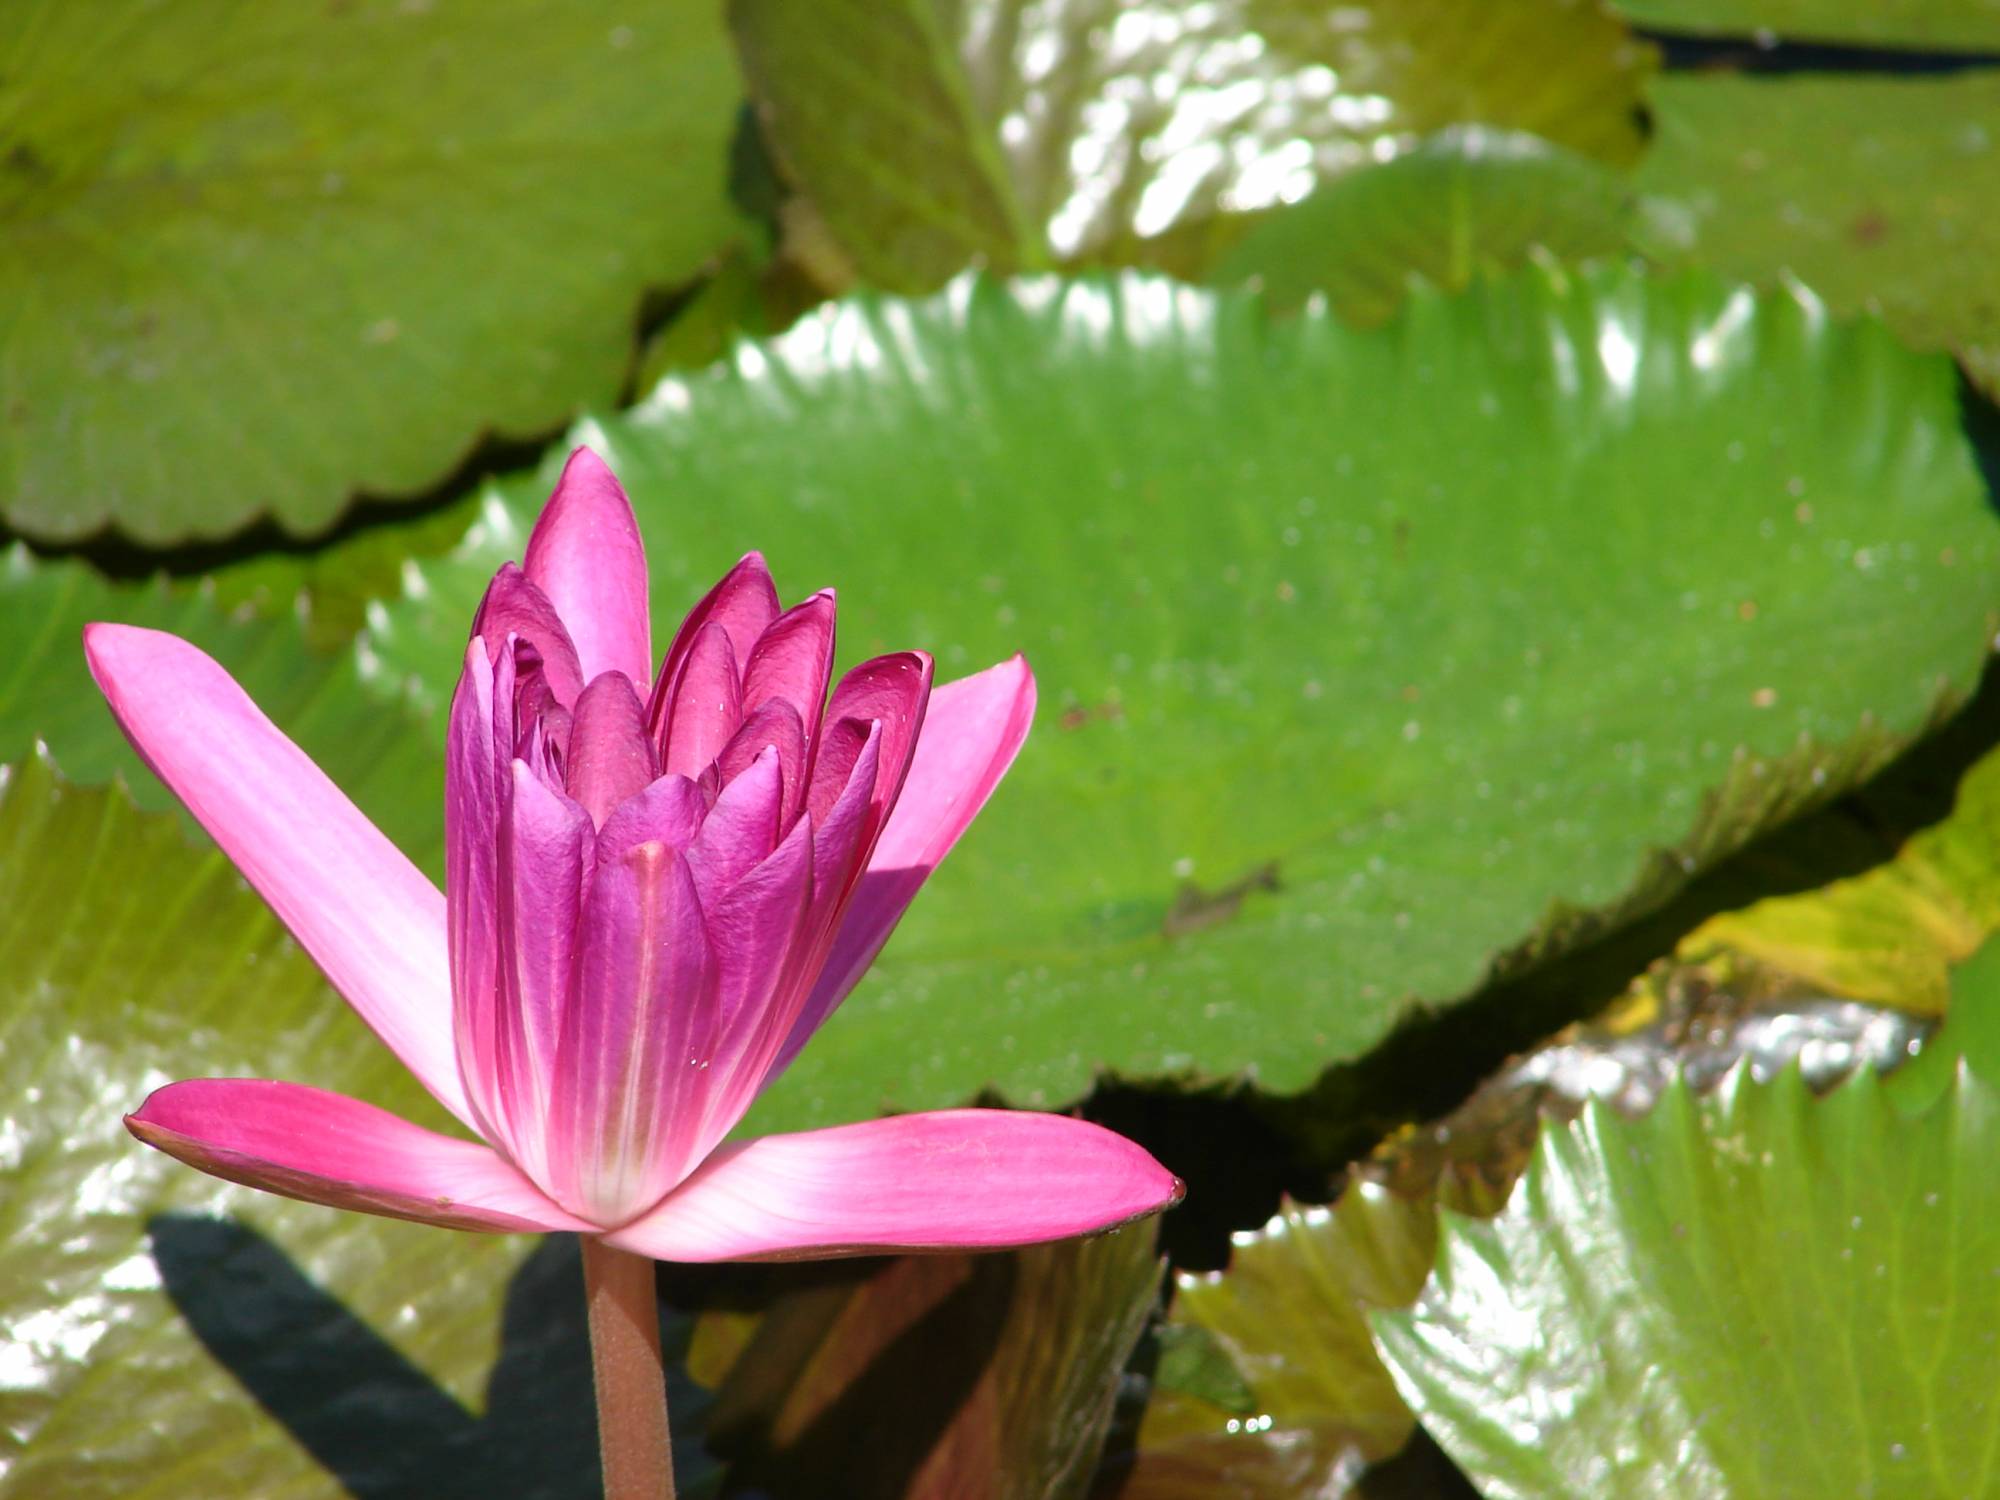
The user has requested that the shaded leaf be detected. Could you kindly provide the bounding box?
[732,0,1653,291]
[1635,72,2000,399]
[0,754,711,1496]
[362,266,1999,1134]
[1112,1188,1434,1497]
[696,1228,1161,1498]
[1215,126,1635,323]
[1613,0,2000,49]
[1685,743,2000,1015]
[0,0,741,542]
[1374,1065,2000,1500]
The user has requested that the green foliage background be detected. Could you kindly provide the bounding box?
[5,1,2000,1495]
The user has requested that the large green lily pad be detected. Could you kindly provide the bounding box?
[1374,1065,2000,1499]
[0,0,741,543]
[1635,72,2000,400]
[1612,0,2000,48]
[1117,1187,1435,1496]
[732,0,1652,291]
[360,266,2000,1134]
[0,753,715,1497]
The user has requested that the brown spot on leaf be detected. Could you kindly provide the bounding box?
[1163,861,1280,938]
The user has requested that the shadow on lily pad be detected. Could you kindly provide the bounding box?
[147,1215,708,1499]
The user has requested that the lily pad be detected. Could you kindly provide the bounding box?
[1685,743,2000,1015]
[0,753,715,1496]
[0,0,741,543]
[1612,0,2000,49]
[1373,1064,2000,1499]
[360,266,2000,1135]
[732,0,1653,291]
[1114,1188,1435,1496]
[1213,127,1635,325]
[1634,72,2000,400]
[692,1227,1161,1498]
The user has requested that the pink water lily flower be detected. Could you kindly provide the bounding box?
[89,448,1180,1261]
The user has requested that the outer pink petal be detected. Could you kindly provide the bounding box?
[601,1109,1182,1262]
[127,1079,591,1233]
[446,638,508,1139]
[85,625,474,1130]
[549,842,716,1223]
[775,655,1036,1076]
[524,447,653,688]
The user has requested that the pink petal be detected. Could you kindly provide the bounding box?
[489,761,594,1185]
[548,842,717,1223]
[85,625,473,1130]
[686,745,783,909]
[777,656,1035,1076]
[127,1079,590,1233]
[742,590,835,747]
[596,773,707,861]
[717,699,809,829]
[601,1109,1182,1261]
[446,639,508,1140]
[524,447,653,687]
[653,552,780,711]
[472,565,586,707]
[807,651,932,827]
[566,672,657,828]
[657,622,745,780]
[684,816,815,1163]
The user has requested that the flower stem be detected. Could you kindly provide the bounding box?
[581,1236,675,1500]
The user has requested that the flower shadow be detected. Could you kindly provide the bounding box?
[146,1214,705,1499]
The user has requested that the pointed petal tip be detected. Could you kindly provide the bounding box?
[127,1078,592,1234]
[527,447,651,686]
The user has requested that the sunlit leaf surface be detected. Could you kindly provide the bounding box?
[733,0,1652,290]
[1374,1066,2000,1500]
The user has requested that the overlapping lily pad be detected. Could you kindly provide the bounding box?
[692,1228,1161,1498]
[0,0,741,542]
[732,0,1652,291]
[0,754,717,1497]
[360,266,2000,1134]
[1214,127,1634,323]
[1613,0,2000,49]
[1635,72,2000,398]
[1374,1065,2000,1499]
[1116,1187,1435,1496]
[1686,743,2000,1015]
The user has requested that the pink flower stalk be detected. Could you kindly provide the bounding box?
[88,448,1181,1261]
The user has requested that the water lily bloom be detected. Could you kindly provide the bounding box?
[88,448,1180,1260]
